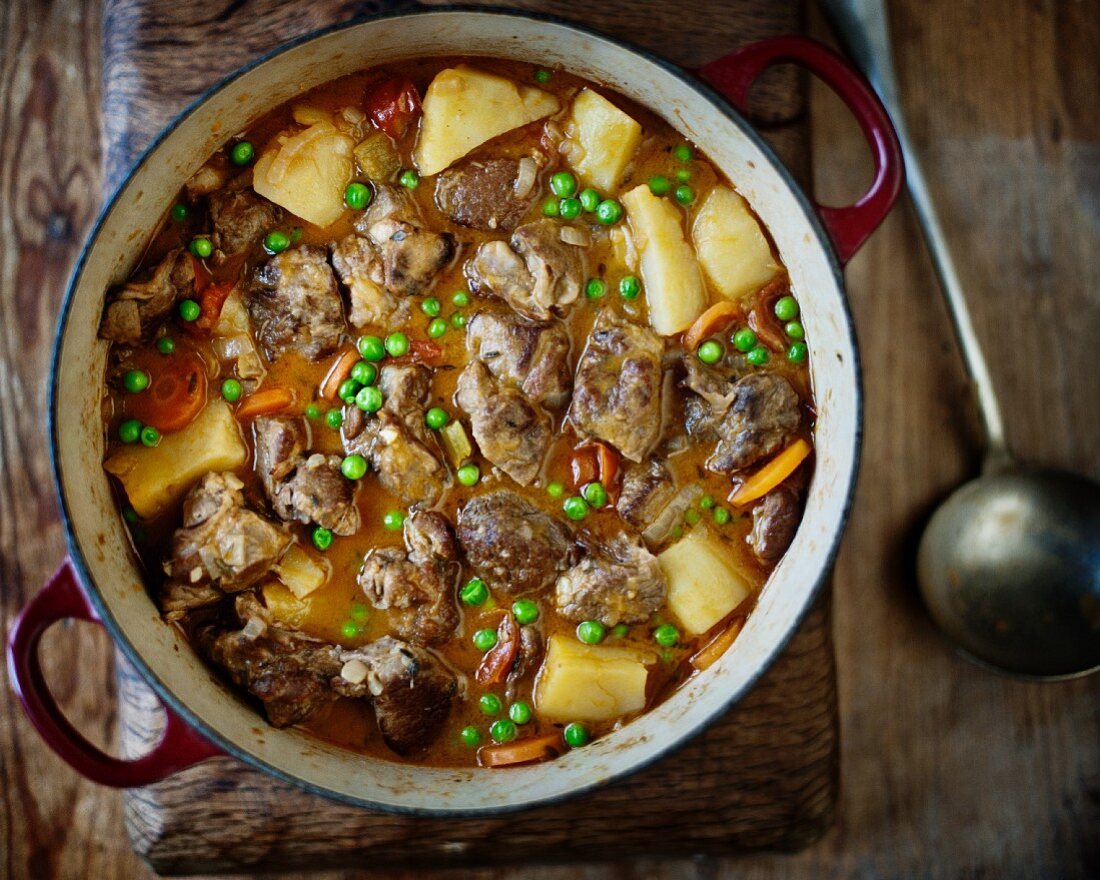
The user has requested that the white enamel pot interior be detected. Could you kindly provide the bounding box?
[51,9,860,814]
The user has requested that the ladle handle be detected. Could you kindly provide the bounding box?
[821,0,1012,471]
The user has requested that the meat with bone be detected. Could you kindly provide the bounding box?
[330,233,409,328]
[250,245,345,361]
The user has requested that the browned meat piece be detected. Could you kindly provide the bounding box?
[160,581,224,621]
[357,510,460,646]
[682,352,750,413]
[554,533,667,626]
[210,188,282,263]
[434,157,539,231]
[746,486,802,562]
[371,412,447,505]
[616,459,677,530]
[165,472,290,595]
[99,249,197,345]
[330,233,408,328]
[378,363,432,437]
[455,360,551,485]
[568,310,664,462]
[184,158,229,200]
[708,373,801,474]
[253,416,360,535]
[465,310,572,409]
[355,183,417,230]
[250,245,345,361]
[457,491,573,595]
[465,219,585,320]
[505,624,542,703]
[341,404,372,459]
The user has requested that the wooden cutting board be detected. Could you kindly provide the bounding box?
[104,0,837,873]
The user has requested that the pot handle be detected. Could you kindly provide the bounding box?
[698,35,903,265]
[6,558,222,787]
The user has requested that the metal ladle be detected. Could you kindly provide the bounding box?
[821,0,1100,678]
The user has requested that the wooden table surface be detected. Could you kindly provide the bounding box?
[1,0,1097,878]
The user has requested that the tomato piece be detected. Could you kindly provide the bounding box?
[592,441,622,503]
[570,445,599,489]
[747,278,789,353]
[387,339,443,366]
[189,254,213,293]
[184,280,233,337]
[365,75,422,140]
[476,613,520,685]
[128,351,208,433]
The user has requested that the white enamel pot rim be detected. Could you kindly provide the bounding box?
[38,7,890,815]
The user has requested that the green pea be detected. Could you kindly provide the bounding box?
[699,494,715,509]
[490,719,518,743]
[427,318,448,339]
[788,342,808,363]
[139,426,160,447]
[684,507,701,525]
[585,278,607,300]
[170,203,188,222]
[673,143,694,162]
[451,312,467,329]
[230,141,255,165]
[473,628,498,652]
[421,297,442,317]
[654,623,679,647]
[785,320,805,341]
[611,623,629,639]
[697,340,723,365]
[582,481,608,508]
[456,463,480,487]
[619,275,640,299]
[341,454,368,480]
[579,188,601,212]
[344,181,371,210]
[576,620,606,645]
[563,495,589,521]
[357,335,386,361]
[461,577,489,607]
[508,701,532,725]
[325,408,344,430]
[647,175,671,196]
[512,599,539,625]
[338,379,362,404]
[118,419,142,444]
[355,386,382,412]
[178,299,201,322]
[384,332,408,357]
[290,227,303,243]
[460,725,482,747]
[156,336,175,354]
[383,509,405,531]
[123,370,149,393]
[425,407,449,430]
[221,378,242,402]
[452,290,470,307]
[399,169,420,189]
[122,507,139,525]
[188,237,213,259]
[351,603,370,622]
[676,168,692,183]
[340,620,358,639]
[542,197,561,217]
[534,68,551,83]
[747,345,769,366]
[559,197,582,219]
[595,198,623,225]
[479,694,502,716]
[564,722,589,748]
[774,295,800,321]
[732,327,757,352]
[264,230,290,254]
[546,481,564,499]
[550,171,577,198]
[350,360,377,386]
[669,525,683,541]
[713,506,731,525]
[674,185,695,206]
[312,526,333,551]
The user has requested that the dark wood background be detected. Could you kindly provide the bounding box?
[1,0,1097,878]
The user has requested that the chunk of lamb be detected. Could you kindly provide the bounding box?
[616,459,677,530]
[434,157,540,231]
[358,510,460,646]
[253,416,359,535]
[99,248,197,345]
[465,310,572,409]
[210,187,282,263]
[330,233,409,328]
[706,373,802,474]
[250,245,345,361]
[457,491,573,595]
[465,219,585,320]
[163,473,290,612]
[455,359,551,485]
[568,310,665,462]
[554,533,667,627]
[746,486,802,562]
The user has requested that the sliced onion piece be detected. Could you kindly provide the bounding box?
[560,225,591,247]
[513,157,538,198]
[641,484,704,546]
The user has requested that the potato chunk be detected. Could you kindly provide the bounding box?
[621,184,707,335]
[535,634,651,723]
[563,89,642,192]
[104,401,247,519]
[691,185,780,300]
[253,121,355,228]
[658,529,752,635]
[273,543,331,599]
[414,65,559,176]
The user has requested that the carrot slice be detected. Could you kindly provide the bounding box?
[128,351,208,433]
[592,440,621,503]
[477,732,564,768]
[729,438,812,506]
[319,348,360,401]
[682,301,740,351]
[236,386,296,420]
[690,619,745,672]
